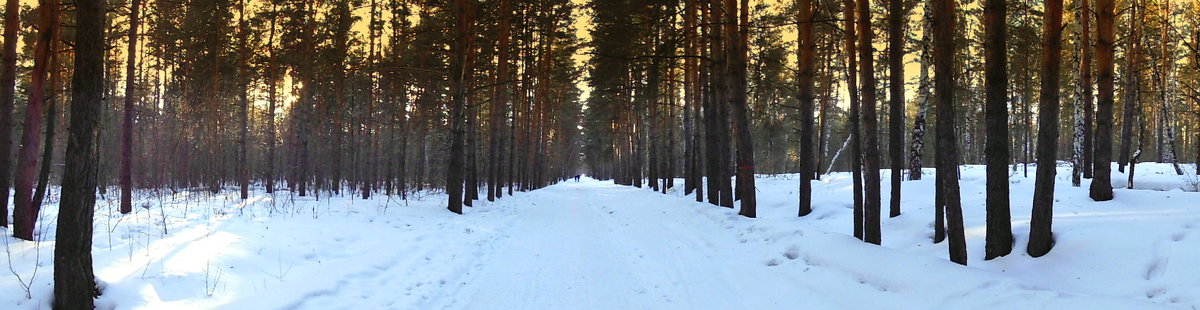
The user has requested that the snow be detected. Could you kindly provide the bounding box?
[2,163,1199,309]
